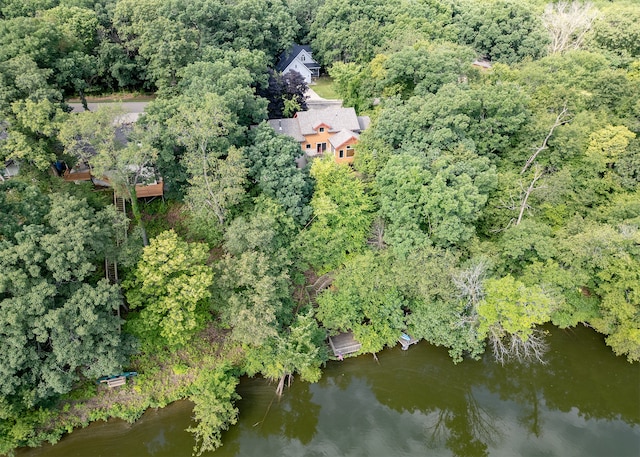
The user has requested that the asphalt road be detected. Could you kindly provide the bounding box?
[67,101,149,114]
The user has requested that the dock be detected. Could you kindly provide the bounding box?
[328,332,361,358]
[97,371,137,388]
[399,333,419,350]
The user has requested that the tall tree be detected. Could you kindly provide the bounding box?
[453,0,549,64]
[300,156,373,273]
[245,124,313,225]
[476,275,557,364]
[125,230,214,349]
[244,311,327,395]
[0,186,130,407]
[59,105,158,246]
[167,93,247,240]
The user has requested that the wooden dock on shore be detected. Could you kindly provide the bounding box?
[399,333,419,350]
[328,332,361,358]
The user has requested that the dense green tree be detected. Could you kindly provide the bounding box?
[176,58,267,126]
[215,249,291,346]
[311,0,455,65]
[558,221,640,362]
[367,82,527,159]
[0,98,67,170]
[167,93,247,239]
[0,187,130,406]
[187,365,240,456]
[328,61,375,112]
[244,310,327,395]
[453,0,548,64]
[589,4,640,60]
[125,230,214,349]
[0,0,57,18]
[300,156,373,273]
[374,41,476,98]
[477,275,557,364]
[0,55,60,113]
[317,250,405,353]
[245,124,312,224]
[402,249,485,362]
[377,148,495,252]
[214,196,299,346]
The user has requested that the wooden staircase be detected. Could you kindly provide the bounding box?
[106,192,127,285]
[105,258,118,283]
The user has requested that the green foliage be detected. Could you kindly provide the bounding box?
[589,4,640,60]
[477,275,556,342]
[558,222,640,362]
[244,310,328,387]
[377,41,477,98]
[246,124,313,225]
[187,365,240,456]
[311,0,455,65]
[377,147,495,253]
[366,81,528,159]
[453,0,549,64]
[125,230,214,348]
[317,250,405,353]
[300,156,374,273]
[167,93,248,238]
[0,186,131,407]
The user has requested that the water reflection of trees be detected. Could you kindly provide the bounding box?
[483,326,640,426]
[365,346,502,457]
[427,389,498,457]
[367,326,639,456]
[250,380,320,445]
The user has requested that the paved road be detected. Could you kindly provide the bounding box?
[67,101,149,114]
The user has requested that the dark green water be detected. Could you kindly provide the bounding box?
[18,326,640,457]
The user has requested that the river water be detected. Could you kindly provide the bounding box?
[18,326,640,457]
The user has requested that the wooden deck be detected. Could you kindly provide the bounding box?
[328,332,362,358]
[63,169,92,182]
[135,180,164,198]
[62,168,164,198]
[100,376,127,388]
[399,333,419,351]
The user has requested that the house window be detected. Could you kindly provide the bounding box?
[339,150,344,158]
[301,55,306,61]
[319,127,325,133]
[316,143,327,154]
[306,144,311,149]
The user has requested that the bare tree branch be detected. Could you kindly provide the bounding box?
[521,105,571,174]
[367,217,387,250]
[489,328,549,366]
[543,2,598,54]
[516,165,546,226]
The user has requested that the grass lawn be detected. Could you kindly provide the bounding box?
[311,76,340,100]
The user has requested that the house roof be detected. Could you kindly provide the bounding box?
[276,44,315,72]
[329,129,359,149]
[357,116,371,131]
[295,107,361,135]
[266,118,305,142]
